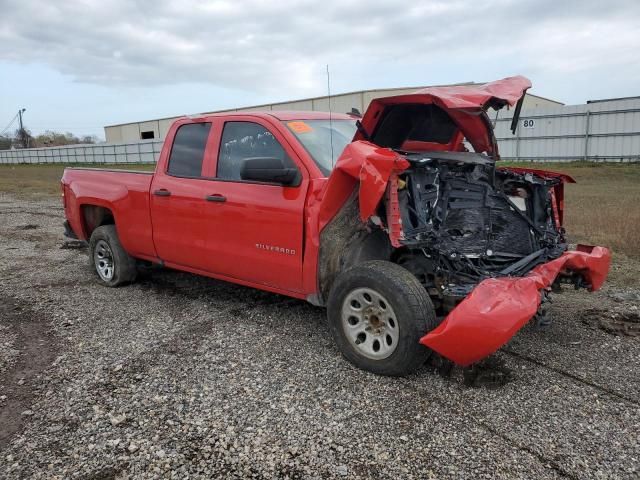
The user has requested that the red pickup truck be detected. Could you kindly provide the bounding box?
[62,76,610,376]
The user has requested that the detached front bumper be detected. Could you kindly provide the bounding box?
[419,245,611,366]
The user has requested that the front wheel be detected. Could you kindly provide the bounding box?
[327,260,439,376]
[89,225,137,287]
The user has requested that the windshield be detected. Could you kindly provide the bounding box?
[284,119,357,175]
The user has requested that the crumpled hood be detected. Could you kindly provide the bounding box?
[355,75,531,157]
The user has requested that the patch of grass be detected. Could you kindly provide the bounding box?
[0,163,155,197]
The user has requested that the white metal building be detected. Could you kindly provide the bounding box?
[103,83,563,143]
[493,96,640,162]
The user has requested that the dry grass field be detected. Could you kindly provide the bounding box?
[0,161,638,260]
[0,163,154,197]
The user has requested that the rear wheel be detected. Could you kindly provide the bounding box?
[89,225,137,287]
[327,260,438,376]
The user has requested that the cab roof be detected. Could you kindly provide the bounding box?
[193,110,354,121]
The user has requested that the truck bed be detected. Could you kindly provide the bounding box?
[61,167,156,259]
[65,167,154,175]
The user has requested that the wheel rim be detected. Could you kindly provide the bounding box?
[94,239,115,281]
[341,287,399,360]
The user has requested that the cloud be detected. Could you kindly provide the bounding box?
[1,0,639,97]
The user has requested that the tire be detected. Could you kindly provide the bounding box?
[327,260,439,376]
[88,225,137,287]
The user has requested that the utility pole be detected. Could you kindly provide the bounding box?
[18,108,27,148]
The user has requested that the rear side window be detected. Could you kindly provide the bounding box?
[217,121,295,181]
[167,123,211,177]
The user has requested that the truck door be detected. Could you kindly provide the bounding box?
[201,119,307,293]
[149,121,217,269]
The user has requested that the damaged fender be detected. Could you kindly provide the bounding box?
[419,245,611,366]
[316,141,409,230]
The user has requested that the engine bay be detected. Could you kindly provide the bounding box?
[389,151,568,312]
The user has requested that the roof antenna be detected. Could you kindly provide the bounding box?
[327,64,335,167]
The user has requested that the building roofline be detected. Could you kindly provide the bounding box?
[104,81,562,129]
[587,95,640,104]
[104,82,478,128]
[104,114,184,129]
[522,92,564,105]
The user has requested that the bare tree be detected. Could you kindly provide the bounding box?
[0,135,12,150]
[34,131,98,147]
[15,127,33,149]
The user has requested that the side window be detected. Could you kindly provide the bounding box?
[167,123,211,177]
[217,121,295,181]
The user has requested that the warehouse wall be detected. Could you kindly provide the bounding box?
[493,97,640,161]
[104,85,561,143]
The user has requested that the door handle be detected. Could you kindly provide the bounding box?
[205,194,226,203]
[153,189,171,197]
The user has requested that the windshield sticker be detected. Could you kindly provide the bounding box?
[287,121,313,134]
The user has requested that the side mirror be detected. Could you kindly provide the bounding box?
[240,157,299,185]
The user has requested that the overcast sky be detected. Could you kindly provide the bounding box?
[1,0,639,139]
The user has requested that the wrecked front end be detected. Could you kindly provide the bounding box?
[391,152,568,309]
[316,76,611,366]
[388,152,610,365]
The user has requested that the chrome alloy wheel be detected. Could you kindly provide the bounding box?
[341,287,399,360]
[94,239,115,281]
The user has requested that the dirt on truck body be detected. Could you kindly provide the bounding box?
[61,76,611,376]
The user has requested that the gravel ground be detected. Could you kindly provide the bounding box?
[0,194,638,479]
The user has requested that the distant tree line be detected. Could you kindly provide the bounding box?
[0,128,99,150]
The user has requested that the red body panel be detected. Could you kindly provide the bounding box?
[62,169,156,259]
[156,115,308,293]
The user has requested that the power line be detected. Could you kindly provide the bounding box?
[0,113,19,136]
[18,109,28,148]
